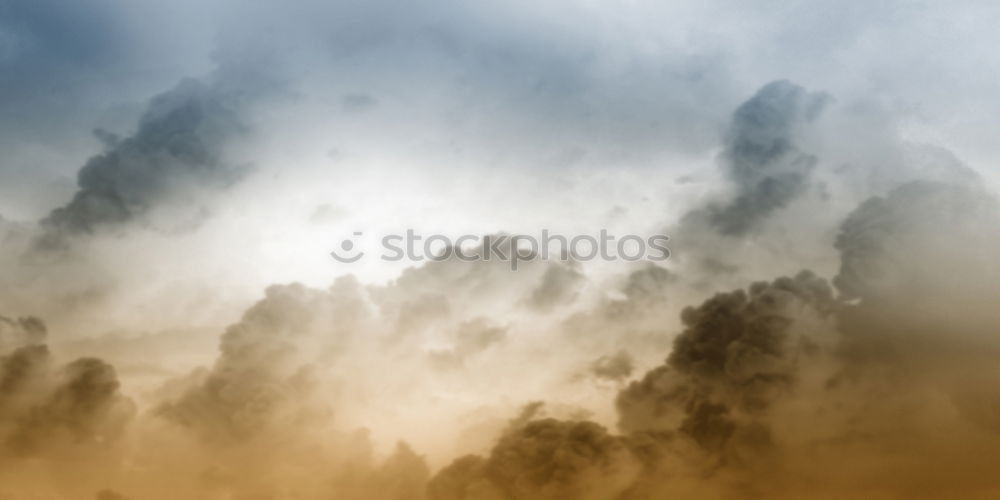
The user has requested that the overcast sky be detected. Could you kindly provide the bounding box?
[3,0,999,217]
[2,0,1000,329]
[5,4,1000,497]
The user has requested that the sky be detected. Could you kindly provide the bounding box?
[2,1,1000,499]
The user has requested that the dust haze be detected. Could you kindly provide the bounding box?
[3,1,1000,498]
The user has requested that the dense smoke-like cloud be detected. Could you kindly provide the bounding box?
[618,272,834,440]
[3,0,1000,498]
[831,180,1000,430]
[694,80,829,237]
[157,278,366,443]
[6,356,135,456]
[667,80,837,289]
[4,174,1000,498]
[35,76,252,250]
[429,415,641,500]
[155,241,584,447]
[424,179,996,500]
[0,316,135,500]
[9,73,1000,498]
[835,180,1000,303]
[427,177,1000,499]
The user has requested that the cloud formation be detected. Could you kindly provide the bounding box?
[36,77,251,249]
[4,2,1000,497]
[704,80,829,236]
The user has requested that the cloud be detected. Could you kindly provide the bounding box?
[0,317,135,464]
[0,315,46,353]
[6,356,135,456]
[429,178,1000,498]
[834,180,1000,304]
[617,271,834,442]
[5,1,1000,498]
[589,350,635,384]
[524,263,584,313]
[685,80,830,237]
[35,77,252,249]
[429,417,641,500]
[156,280,363,444]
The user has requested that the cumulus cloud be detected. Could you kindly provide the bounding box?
[156,279,366,444]
[5,173,1000,498]
[689,80,829,237]
[5,1,1000,498]
[617,271,835,446]
[834,180,1000,304]
[6,356,135,456]
[430,417,641,500]
[35,76,253,250]
[0,316,135,500]
[429,177,1000,499]
[667,80,838,288]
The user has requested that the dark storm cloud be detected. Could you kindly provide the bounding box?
[831,180,1000,417]
[617,271,835,444]
[1,314,135,459]
[0,0,216,217]
[701,80,830,236]
[4,1,1000,498]
[834,180,1000,302]
[429,418,640,500]
[7,357,135,455]
[3,0,742,228]
[35,77,251,249]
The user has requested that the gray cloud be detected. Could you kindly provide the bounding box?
[3,1,1000,498]
[1,315,135,461]
[834,180,1000,303]
[589,350,634,383]
[430,417,640,500]
[617,271,834,444]
[36,77,251,249]
[692,80,830,237]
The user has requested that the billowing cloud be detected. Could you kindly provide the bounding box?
[3,1,1000,498]
[429,417,641,500]
[36,76,252,250]
[687,80,829,237]
[430,178,1000,499]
